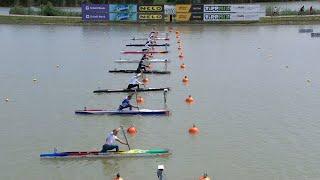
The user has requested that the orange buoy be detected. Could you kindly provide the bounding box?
[189,124,199,135]
[142,77,149,84]
[180,63,186,69]
[185,95,194,104]
[199,173,210,180]
[179,52,184,58]
[127,125,137,135]
[136,96,144,105]
[175,31,180,34]
[182,76,189,83]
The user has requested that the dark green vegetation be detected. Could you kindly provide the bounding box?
[0,0,315,7]
[9,2,80,16]
[266,6,320,16]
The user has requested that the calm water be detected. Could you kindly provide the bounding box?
[1,24,320,180]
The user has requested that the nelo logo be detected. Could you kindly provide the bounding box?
[139,6,163,12]
[139,14,162,20]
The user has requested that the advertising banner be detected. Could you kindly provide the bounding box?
[138,5,164,12]
[203,4,260,13]
[109,12,137,21]
[175,13,203,21]
[81,4,109,13]
[176,4,203,13]
[138,13,164,21]
[164,5,176,15]
[109,4,137,13]
[82,4,109,21]
[204,13,260,21]
[243,13,260,21]
[82,13,109,21]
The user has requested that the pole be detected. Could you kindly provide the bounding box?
[135,89,140,110]
[163,89,168,109]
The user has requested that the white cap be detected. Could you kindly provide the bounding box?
[158,165,164,170]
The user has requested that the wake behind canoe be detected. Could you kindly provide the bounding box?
[75,109,170,115]
[93,87,170,93]
[40,148,171,159]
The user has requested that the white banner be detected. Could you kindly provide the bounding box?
[164,5,176,15]
[203,4,261,13]
[203,13,260,21]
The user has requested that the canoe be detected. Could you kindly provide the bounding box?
[109,69,170,74]
[75,109,170,115]
[299,28,313,33]
[121,50,168,54]
[93,87,170,93]
[114,59,170,63]
[311,32,320,37]
[40,148,171,159]
[131,37,169,41]
[126,43,170,47]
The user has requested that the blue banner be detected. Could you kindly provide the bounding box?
[109,4,137,13]
[109,12,137,21]
[82,4,109,13]
[82,13,109,21]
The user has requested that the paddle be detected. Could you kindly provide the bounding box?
[134,90,140,110]
[120,126,131,150]
[140,71,147,89]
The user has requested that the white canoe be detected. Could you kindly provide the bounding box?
[114,58,170,63]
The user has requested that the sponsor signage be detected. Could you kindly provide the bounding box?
[82,4,109,21]
[164,5,176,15]
[176,4,203,13]
[138,5,163,12]
[82,13,109,21]
[109,4,137,13]
[176,13,203,21]
[203,4,260,13]
[109,12,137,21]
[203,13,259,21]
[138,13,163,20]
[82,4,109,13]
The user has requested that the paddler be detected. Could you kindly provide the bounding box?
[118,94,138,111]
[113,173,124,180]
[101,128,128,152]
[127,73,143,90]
[157,165,166,180]
[136,59,150,74]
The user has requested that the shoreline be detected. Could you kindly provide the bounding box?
[0,14,320,26]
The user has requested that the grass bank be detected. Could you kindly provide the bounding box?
[0,14,320,26]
